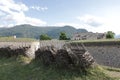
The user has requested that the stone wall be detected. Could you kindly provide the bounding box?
[0,41,64,58]
[0,41,120,68]
[39,40,66,49]
[0,42,39,58]
[75,41,120,68]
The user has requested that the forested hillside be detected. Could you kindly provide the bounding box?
[0,24,88,39]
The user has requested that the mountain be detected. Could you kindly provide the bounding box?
[0,24,88,39]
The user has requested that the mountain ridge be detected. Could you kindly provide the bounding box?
[0,24,88,39]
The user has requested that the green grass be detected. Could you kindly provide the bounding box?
[0,37,37,42]
[103,66,120,72]
[0,56,116,80]
[70,39,120,43]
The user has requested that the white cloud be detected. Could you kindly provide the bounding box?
[54,22,80,27]
[30,6,48,11]
[77,15,104,27]
[0,11,5,16]
[7,24,14,27]
[3,12,46,26]
[77,14,120,35]
[0,24,4,27]
[0,0,47,27]
[54,14,120,35]
[0,0,28,13]
[17,16,46,26]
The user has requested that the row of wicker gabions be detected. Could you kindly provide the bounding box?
[35,46,94,70]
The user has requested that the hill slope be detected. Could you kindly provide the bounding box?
[0,24,88,39]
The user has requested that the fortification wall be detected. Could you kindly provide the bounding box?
[76,41,120,68]
[0,41,120,68]
[0,42,39,58]
[0,41,64,58]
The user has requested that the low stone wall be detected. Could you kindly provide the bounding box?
[39,40,66,49]
[75,41,120,68]
[0,42,31,49]
[0,46,30,58]
[0,42,39,58]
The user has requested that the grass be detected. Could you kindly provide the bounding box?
[103,66,120,72]
[70,39,120,43]
[0,56,117,80]
[0,37,37,42]
[1,37,120,42]
[102,66,120,79]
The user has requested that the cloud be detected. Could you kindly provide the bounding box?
[0,11,5,16]
[77,14,120,35]
[77,15,104,27]
[54,22,80,27]
[30,6,48,11]
[0,0,47,27]
[54,14,120,35]
[19,16,46,26]
[3,12,46,26]
[0,0,28,13]
[0,24,4,27]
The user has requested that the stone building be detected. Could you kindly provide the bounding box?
[72,32,106,40]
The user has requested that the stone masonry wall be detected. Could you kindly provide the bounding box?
[0,41,120,68]
[0,42,39,58]
[76,41,120,68]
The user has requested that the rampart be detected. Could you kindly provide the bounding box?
[0,42,39,58]
[0,40,65,58]
[75,41,120,68]
[0,41,120,68]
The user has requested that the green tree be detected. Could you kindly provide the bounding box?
[59,32,68,40]
[40,34,51,40]
[106,31,115,39]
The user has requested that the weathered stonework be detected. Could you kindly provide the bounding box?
[0,41,120,68]
[0,42,39,58]
[76,41,120,68]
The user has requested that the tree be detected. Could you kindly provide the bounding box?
[106,31,115,39]
[59,32,68,40]
[40,34,51,40]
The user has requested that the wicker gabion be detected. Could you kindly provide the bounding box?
[0,46,30,58]
[35,43,94,69]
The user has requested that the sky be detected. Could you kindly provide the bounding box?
[0,0,120,35]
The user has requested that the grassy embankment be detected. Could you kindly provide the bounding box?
[1,36,120,42]
[0,37,37,42]
[0,56,119,80]
[71,39,120,43]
